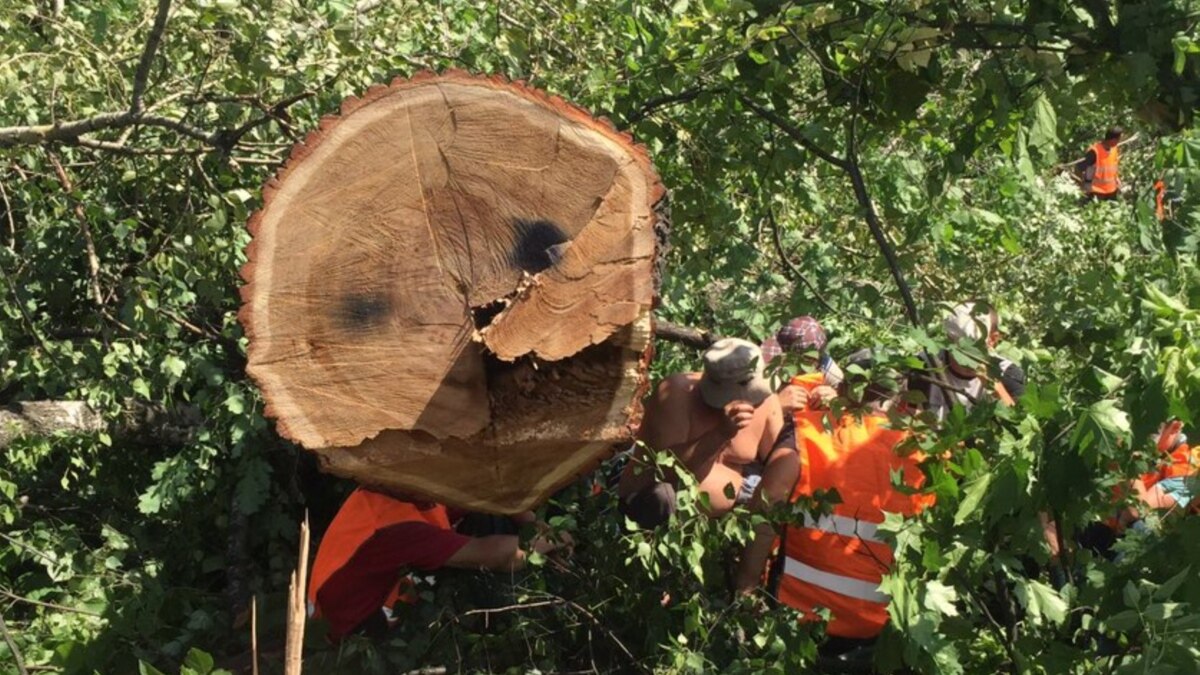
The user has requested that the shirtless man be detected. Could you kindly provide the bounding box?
[618,338,785,528]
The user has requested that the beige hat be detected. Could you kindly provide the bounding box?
[699,338,772,409]
[943,302,993,343]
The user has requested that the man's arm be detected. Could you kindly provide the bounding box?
[1077,149,1097,188]
[734,428,800,594]
[444,532,560,573]
[619,376,692,497]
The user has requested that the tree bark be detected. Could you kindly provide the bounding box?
[0,401,199,450]
[239,72,666,513]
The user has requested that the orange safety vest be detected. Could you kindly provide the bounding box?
[790,372,825,392]
[1089,142,1120,196]
[1141,443,1199,490]
[307,489,452,618]
[776,410,935,639]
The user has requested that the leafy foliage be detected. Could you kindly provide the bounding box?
[2,0,1200,673]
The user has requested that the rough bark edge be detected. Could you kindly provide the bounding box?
[238,70,665,446]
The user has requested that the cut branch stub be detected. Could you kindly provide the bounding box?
[239,72,665,513]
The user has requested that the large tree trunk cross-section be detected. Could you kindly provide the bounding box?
[239,72,666,513]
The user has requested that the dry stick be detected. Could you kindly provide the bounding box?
[250,595,259,675]
[0,612,29,675]
[283,513,310,675]
[46,154,102,307]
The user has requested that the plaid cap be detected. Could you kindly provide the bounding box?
[761,316,828,363]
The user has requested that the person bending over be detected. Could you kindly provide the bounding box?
[308,487,567,640]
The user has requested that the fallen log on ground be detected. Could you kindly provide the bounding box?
[0,401,199,450]
[239,71,667,513]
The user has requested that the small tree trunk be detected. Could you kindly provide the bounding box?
[240,72,666,513]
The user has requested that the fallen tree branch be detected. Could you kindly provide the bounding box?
[0,112,214,149]
[739,96,848,169]
[654,319,719,349]
[845,156,920,326]
[742,94,921,326]
[0,400,201,450]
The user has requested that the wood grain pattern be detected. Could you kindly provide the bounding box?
[239,72,663,512]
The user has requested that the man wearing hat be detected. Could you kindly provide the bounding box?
[617,338,787,528]
[914,302,1021,421]
[761,316,843,416]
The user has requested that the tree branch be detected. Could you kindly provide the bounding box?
[627,87,720,125]
[654,319,719,349]
[766,207,838,315]
[47,153,103,307]
[845,157,920,326]
[0,400,201,450]
[741,93,920,325]
[130,0,173,115]
[738,96,848,169]
[0,613,28,675]
[0,586,102,618]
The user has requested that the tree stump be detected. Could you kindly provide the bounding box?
[239,72,665,513]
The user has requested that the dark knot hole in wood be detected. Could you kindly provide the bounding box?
[510,218,571,274]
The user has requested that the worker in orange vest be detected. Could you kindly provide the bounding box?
[1126,420,1197,519]
[1069,421,1198,563]
[735,351,933,656]
[307,487,568,640]
[1078,127,1123,200]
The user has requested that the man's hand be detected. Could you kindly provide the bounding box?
[719,401,755,438]
[532,529,574,556]
[778,385,801,416]
[808,385,837,409]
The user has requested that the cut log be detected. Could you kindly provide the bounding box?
[239,71,666,513]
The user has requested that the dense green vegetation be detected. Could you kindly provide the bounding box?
[2,0,1199,672]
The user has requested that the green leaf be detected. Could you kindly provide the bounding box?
[954,472,992,525]
[1153,566,1192,601]
[139,663,168,675]
[1015,579,1067,626]
[1071,399,1130,461]
[183,648,215,675]
[162,355,186,379]
[1105,609,1140,632]
[1123,580,1141,608]
[923,580,959,617]
[1027,93,1058,154]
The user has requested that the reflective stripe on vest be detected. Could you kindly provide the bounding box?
[803,512,883,544]
[783,557,888,603]
[1090,142,1119,195]
[307,489,450,616]
[777,410,933,638]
